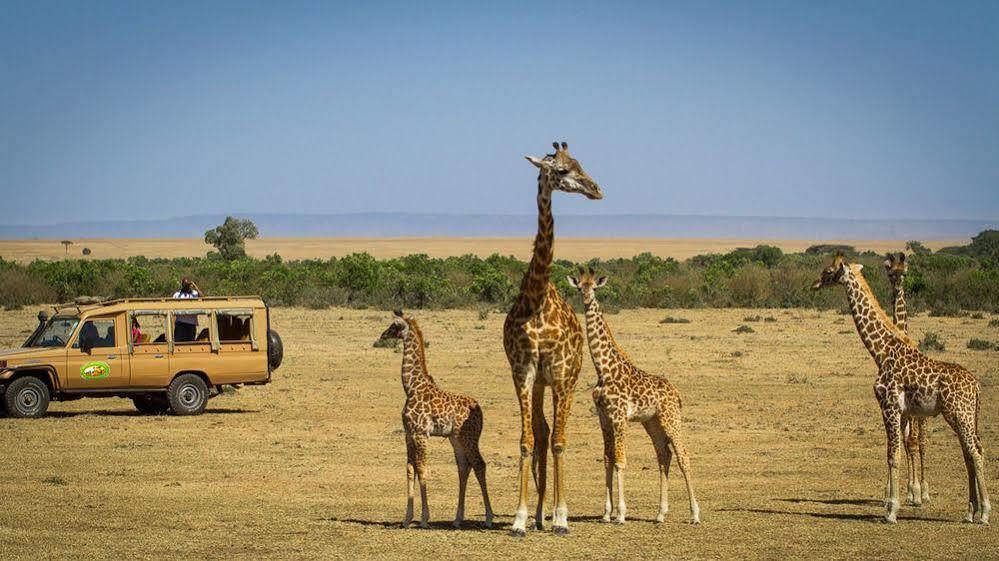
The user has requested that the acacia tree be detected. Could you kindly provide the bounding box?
[61,240,73,255]
[204,217,259,260]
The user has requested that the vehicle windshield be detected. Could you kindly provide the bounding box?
[27,316,80,348]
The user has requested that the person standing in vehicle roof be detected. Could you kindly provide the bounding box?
[172,277,204,342]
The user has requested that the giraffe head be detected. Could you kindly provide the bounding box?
[884,252,907,289]
[812,251,862,290]
[379,309,410,340]
[567,266,608,306]
[525,141,603,200]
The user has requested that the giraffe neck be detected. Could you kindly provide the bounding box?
[400,320,435,395]
[842,266,912,369]
[583,297,632,385]
[891,281,908,333]
[516,174,555,315]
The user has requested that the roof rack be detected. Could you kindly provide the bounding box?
[52,295,263,314]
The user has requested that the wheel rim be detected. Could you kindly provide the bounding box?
[178,383,202,409]
[18,387,42,413]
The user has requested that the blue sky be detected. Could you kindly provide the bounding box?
[1,1,997,224]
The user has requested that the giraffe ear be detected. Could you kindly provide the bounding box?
[566,276,580,289]
[595,276,608,288]
[525,155,546,169]
[855,264,864,272]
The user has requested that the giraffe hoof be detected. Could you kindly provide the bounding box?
[613,518,625,525]
[882,516,897,524]
[655,514,666,524]
[553,526,570,536]
[509,528,527,538]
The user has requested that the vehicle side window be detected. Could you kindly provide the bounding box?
[174,312,210,344]
[218,313,252,342]
[74,319,116,349]
[132,314,167,345]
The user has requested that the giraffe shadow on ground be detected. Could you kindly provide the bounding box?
[776,497,882,506]
[322,516,509,531]
[568,514,665,524]
[718,507,953,523]
[43,407,256,418]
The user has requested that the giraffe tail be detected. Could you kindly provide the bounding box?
[975,386,984,457]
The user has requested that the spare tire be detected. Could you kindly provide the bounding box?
[267,329,283,370]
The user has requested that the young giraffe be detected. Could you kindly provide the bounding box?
[503,142,603,537]
[380,311,494,529]
[813,253,989,524]
[568,268,700,525]
[884,252,931,507]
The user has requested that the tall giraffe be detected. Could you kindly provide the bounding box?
[885,252,931,506]
[813,253,989,524]
[568,267,700,525]
[504,142,603,537]
[381,311,494,529]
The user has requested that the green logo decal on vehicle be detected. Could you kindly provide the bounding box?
[81,361,111,380]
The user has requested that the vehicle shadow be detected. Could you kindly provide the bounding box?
[322,516,506,531]
[44,407,257,418]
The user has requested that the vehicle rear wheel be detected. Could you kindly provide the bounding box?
[132,394,170,415]
[167,374,208,416]
[267,329,283,370]
[4,377,50,419]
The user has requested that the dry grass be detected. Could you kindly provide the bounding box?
[0,306,996,559]
[0,237,965,263]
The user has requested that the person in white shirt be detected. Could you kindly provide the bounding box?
[172,277,203,342]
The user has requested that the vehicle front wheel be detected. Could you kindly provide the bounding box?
[4,377,51,418]
[167,374,208,416]
[132,394,170,415]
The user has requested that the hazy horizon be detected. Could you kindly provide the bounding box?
[3,2,998,223]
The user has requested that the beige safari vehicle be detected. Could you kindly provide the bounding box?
[0,296,282,418]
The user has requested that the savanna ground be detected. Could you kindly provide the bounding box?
[1,306,997,559]
[0,237,963,263]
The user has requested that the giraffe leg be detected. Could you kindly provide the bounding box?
[404,432,416,529]
[412,433,431,528]
[662,417,699,525]
[903,416,921,506]
[644,419,672,523]
[451,437,469,529]
[460,404,494,529]
[531,381,550,530]
[880,402,903,523]
[946,408,990,524]
[596,402,615,523]
[611,415,628,525]
[550,380,575,535]
[917,417,930,504]
[509,363,536,537]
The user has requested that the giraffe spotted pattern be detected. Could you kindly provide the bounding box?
[381,311,494,530]
[813,254,990,524]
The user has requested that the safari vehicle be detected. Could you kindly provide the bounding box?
[0,296,283,418]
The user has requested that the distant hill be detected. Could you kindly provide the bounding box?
[0,213,993,240]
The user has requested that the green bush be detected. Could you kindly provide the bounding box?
[660,316,691,324]
[918,332,946,352]
[967,339,994,351]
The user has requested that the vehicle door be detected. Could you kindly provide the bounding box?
[128,310,172,388]
[215,309,266,383]
[65,314,131,389]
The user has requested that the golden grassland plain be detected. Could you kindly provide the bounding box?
[0,306,997,560]
[0,237,966,263]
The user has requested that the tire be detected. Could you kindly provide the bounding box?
[267,329,283,370]
[4,377,50,419]
[132,394,170,415]
[167,374,208,416]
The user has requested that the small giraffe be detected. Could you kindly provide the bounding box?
[884,252,931,507]
[504,141,603,536]
[568,267,700,525]
[381,310,494,529]
[813,253,989,524]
